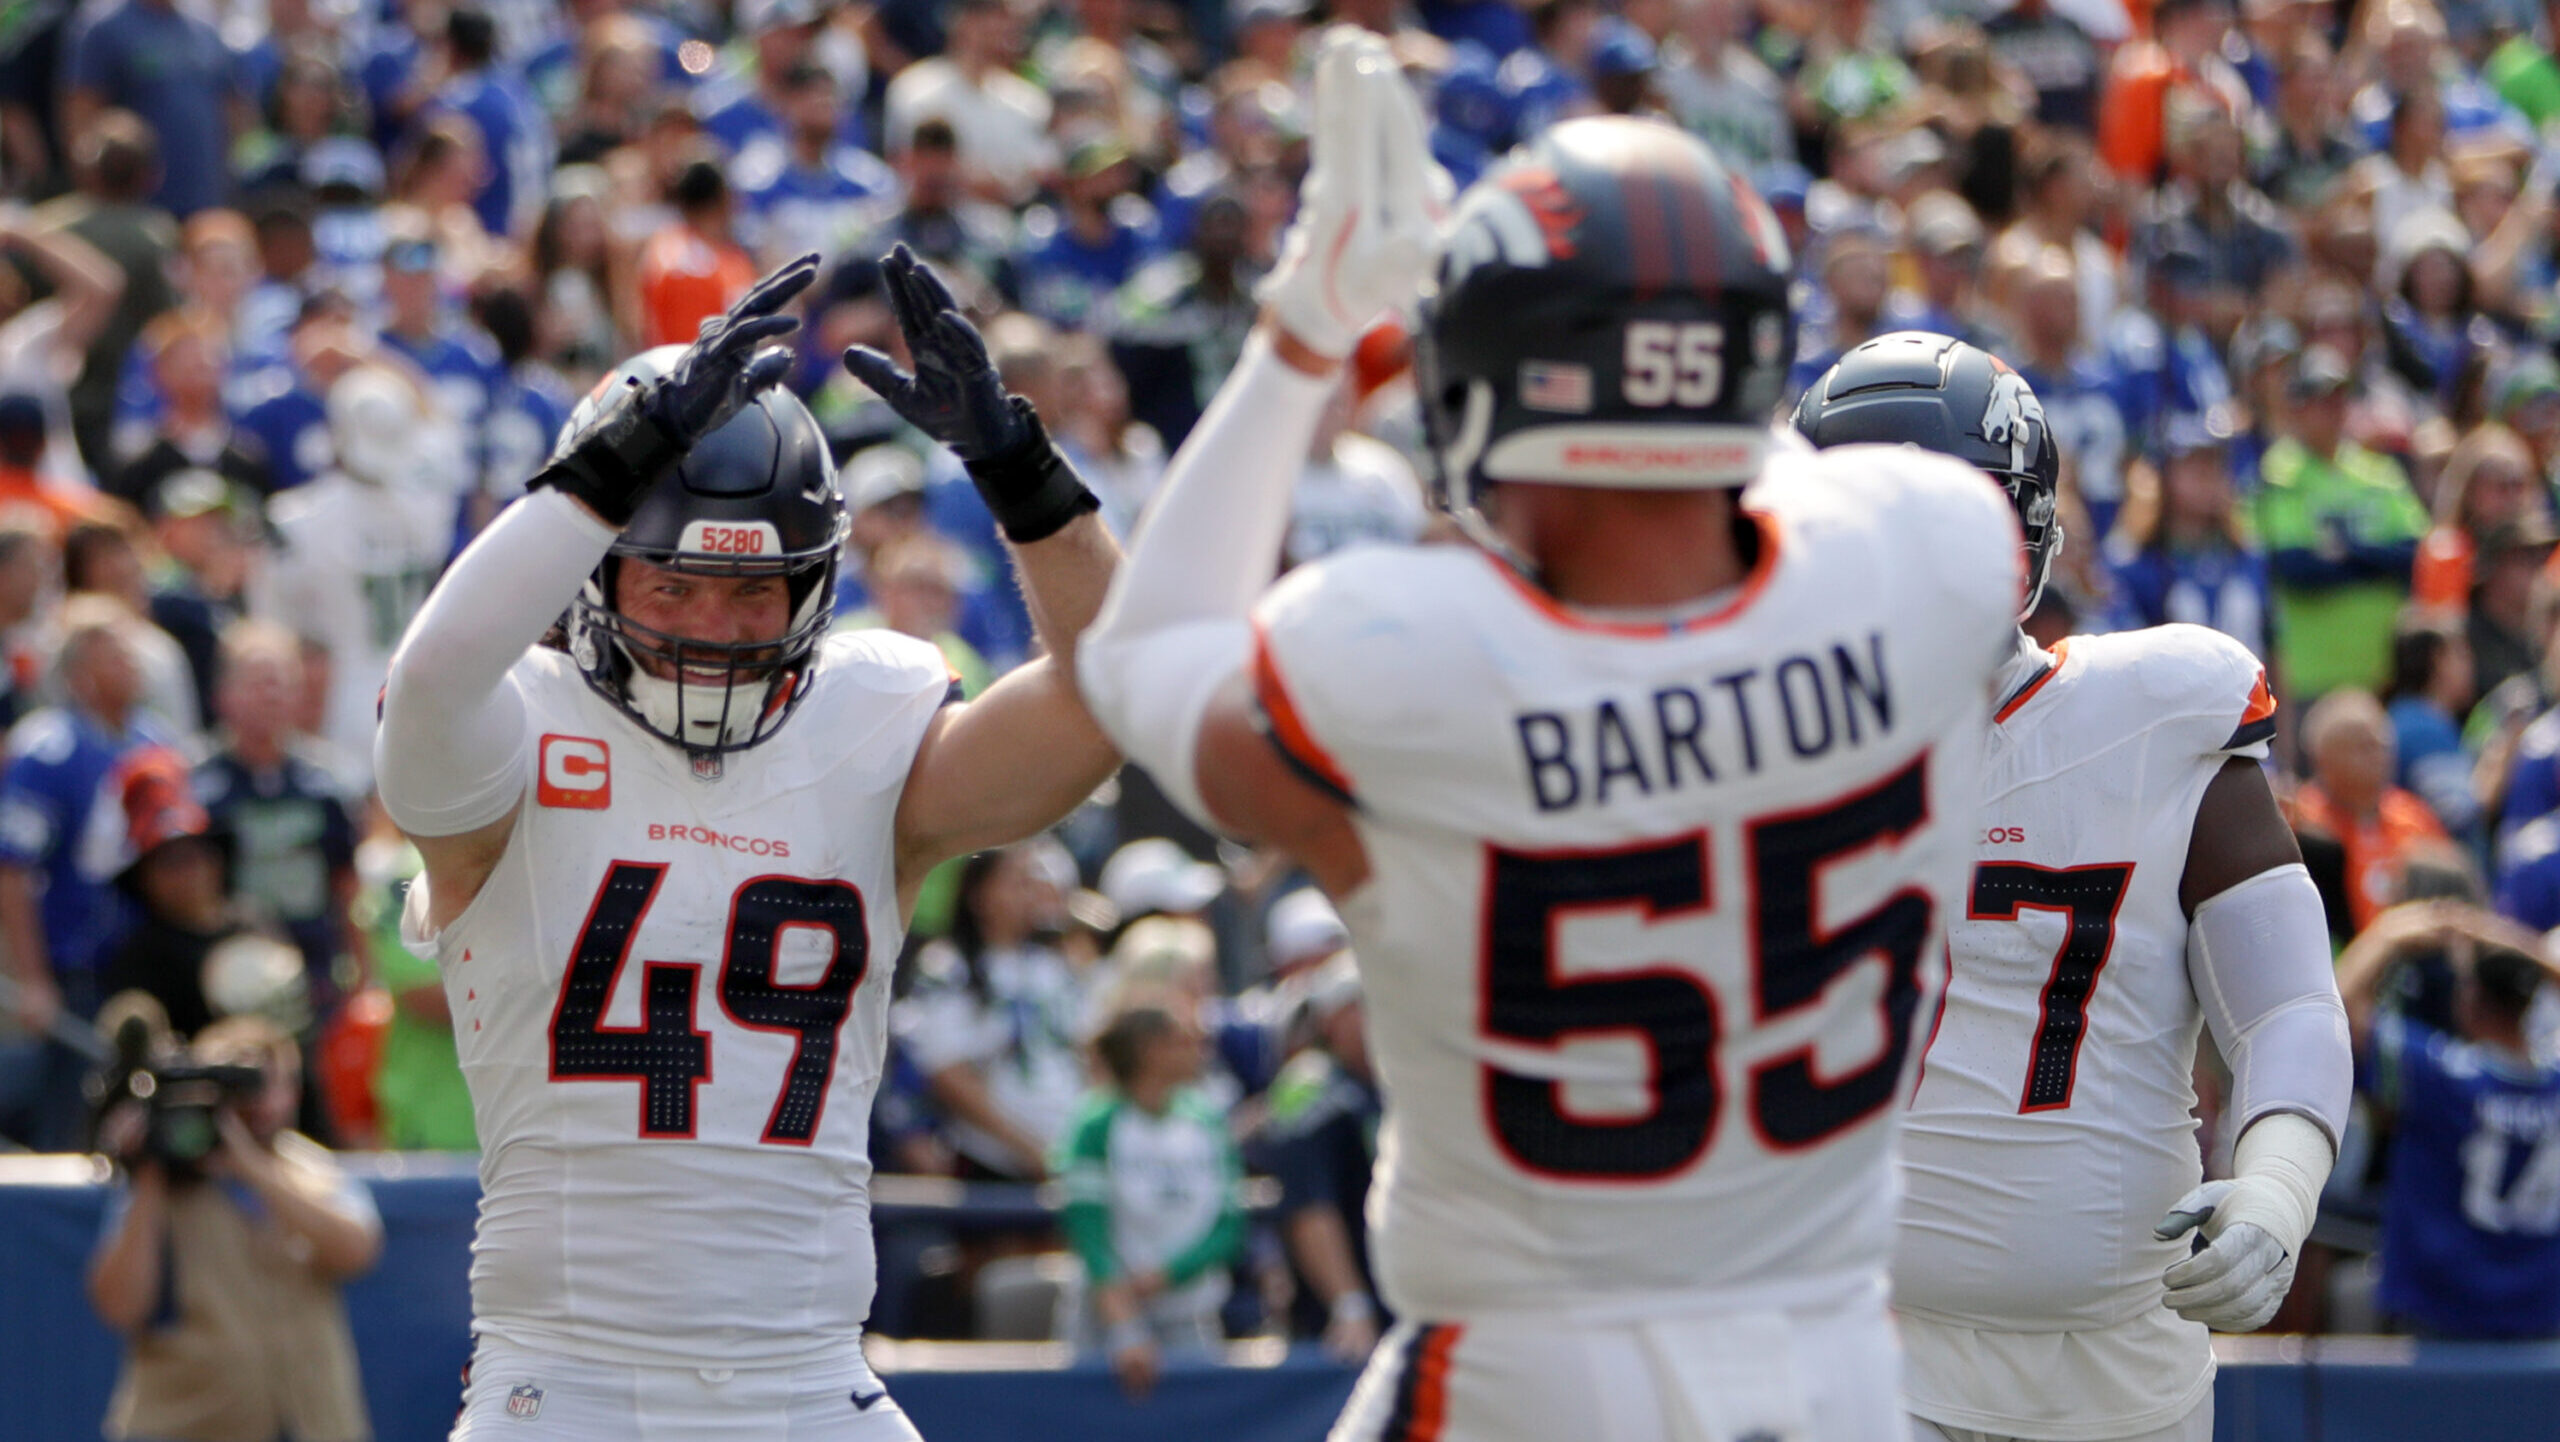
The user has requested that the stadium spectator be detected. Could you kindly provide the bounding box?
[1284,375,1426,568]
[428,6,553,242]
[693,0,865,159]
[87,1012,379,1442]
[1059,999,1246,1396]
[0,211,126,487]
[110,314,271,510]
[1015,140,1163,332]
[1658,0,1792,170]
[96,746,257,1044]
[2257,32,2364,211]
[0,600,178,1149]
[2384,615,2484,845]
[2338,901,2560,1339]
[2468,518,2560,701]
[62,521,205,744]
[2257,345,2431,700]
[1249,955,1380,1361]
[528,168,624,381]
[553,15,665,168]
[2097,0,2246,186]
[235,44,355,198]
[2411,422,2544,616]
[194,622,361,1025]
[2293,687,2454,929]
[373,215,498,497]
[893,839,1092,1181]
[1107,186,1262,447]
[141,472,255,740]
[59,0,243,220]
[2104,409,2271,656]
[254,368,455,784]
[38,113,177,477]
[466,280,575,511]
[1049,329,1163,537]
[733,62,900,269]
[1885,192,2001,352]
[866,534,993,696]
[2006,247,2137,542]
[0,394,112,544]
[635,152,759,348]
[885,0,1056,206]
[875,116,1020,310]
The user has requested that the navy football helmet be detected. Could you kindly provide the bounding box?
[556,346,847,765]
[1791,331,2062,620]
[1416,115,1795,526]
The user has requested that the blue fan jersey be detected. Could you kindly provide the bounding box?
[2366,1013,2560,1339]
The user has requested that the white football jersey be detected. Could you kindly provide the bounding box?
[1894,623,2275,1439]
[1250,447,2018,1319]
[260,473,456,784]
[399,630,955,1368]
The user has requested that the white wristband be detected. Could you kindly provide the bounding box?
[1329,1292,1375,1325]
[2223,1111,2334,1255]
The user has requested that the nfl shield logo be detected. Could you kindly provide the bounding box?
[505,1384,544,1419]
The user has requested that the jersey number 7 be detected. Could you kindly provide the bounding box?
[547,861,870,1144]
[1966,861,2134,1113]
[1484,756,1935,1181]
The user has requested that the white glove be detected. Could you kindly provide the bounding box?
[1257,27,1449,361]
[2154,1178,2298,1332]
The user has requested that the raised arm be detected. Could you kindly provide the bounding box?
[379,256,821,925]
[1073,31,1441,895]
[1,219,121,358]
[843,247,1125,890]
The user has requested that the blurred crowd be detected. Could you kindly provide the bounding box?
[0,0,2556,1391]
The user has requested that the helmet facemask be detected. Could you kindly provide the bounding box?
[2001,465,2064,623]
[569,538,841,774]
[550,348,852,776]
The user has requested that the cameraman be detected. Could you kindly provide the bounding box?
[86,1014,380,1442]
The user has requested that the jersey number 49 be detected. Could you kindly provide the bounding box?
[546,861,869,1144]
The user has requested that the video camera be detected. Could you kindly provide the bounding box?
[89,1012,265,1179]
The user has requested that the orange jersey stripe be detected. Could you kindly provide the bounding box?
[1252,622,1355,800]
[1406,1324,1463,1442]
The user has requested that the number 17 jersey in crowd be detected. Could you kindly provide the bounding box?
[1247,447,2018,1320]
[400,632,955,1368]
[1894,622,2277,1440]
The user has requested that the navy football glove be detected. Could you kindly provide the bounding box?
[842,245,1094,542]
[535,253,820,526]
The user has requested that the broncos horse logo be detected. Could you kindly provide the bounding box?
[1979,362,2047,480]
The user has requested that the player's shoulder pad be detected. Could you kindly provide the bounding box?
[2068,623,2276,758]
[1761,442,2024,628]
[1250,545,1491,800]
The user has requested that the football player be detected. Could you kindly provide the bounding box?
[1076,32,2022,1441]
[1794,333,2354,1442]
[375,252,1122,1439]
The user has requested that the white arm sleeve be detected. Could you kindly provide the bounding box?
[1077,331,1335,826]
[375,489,618,838]
[2186,861,2356,1148]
